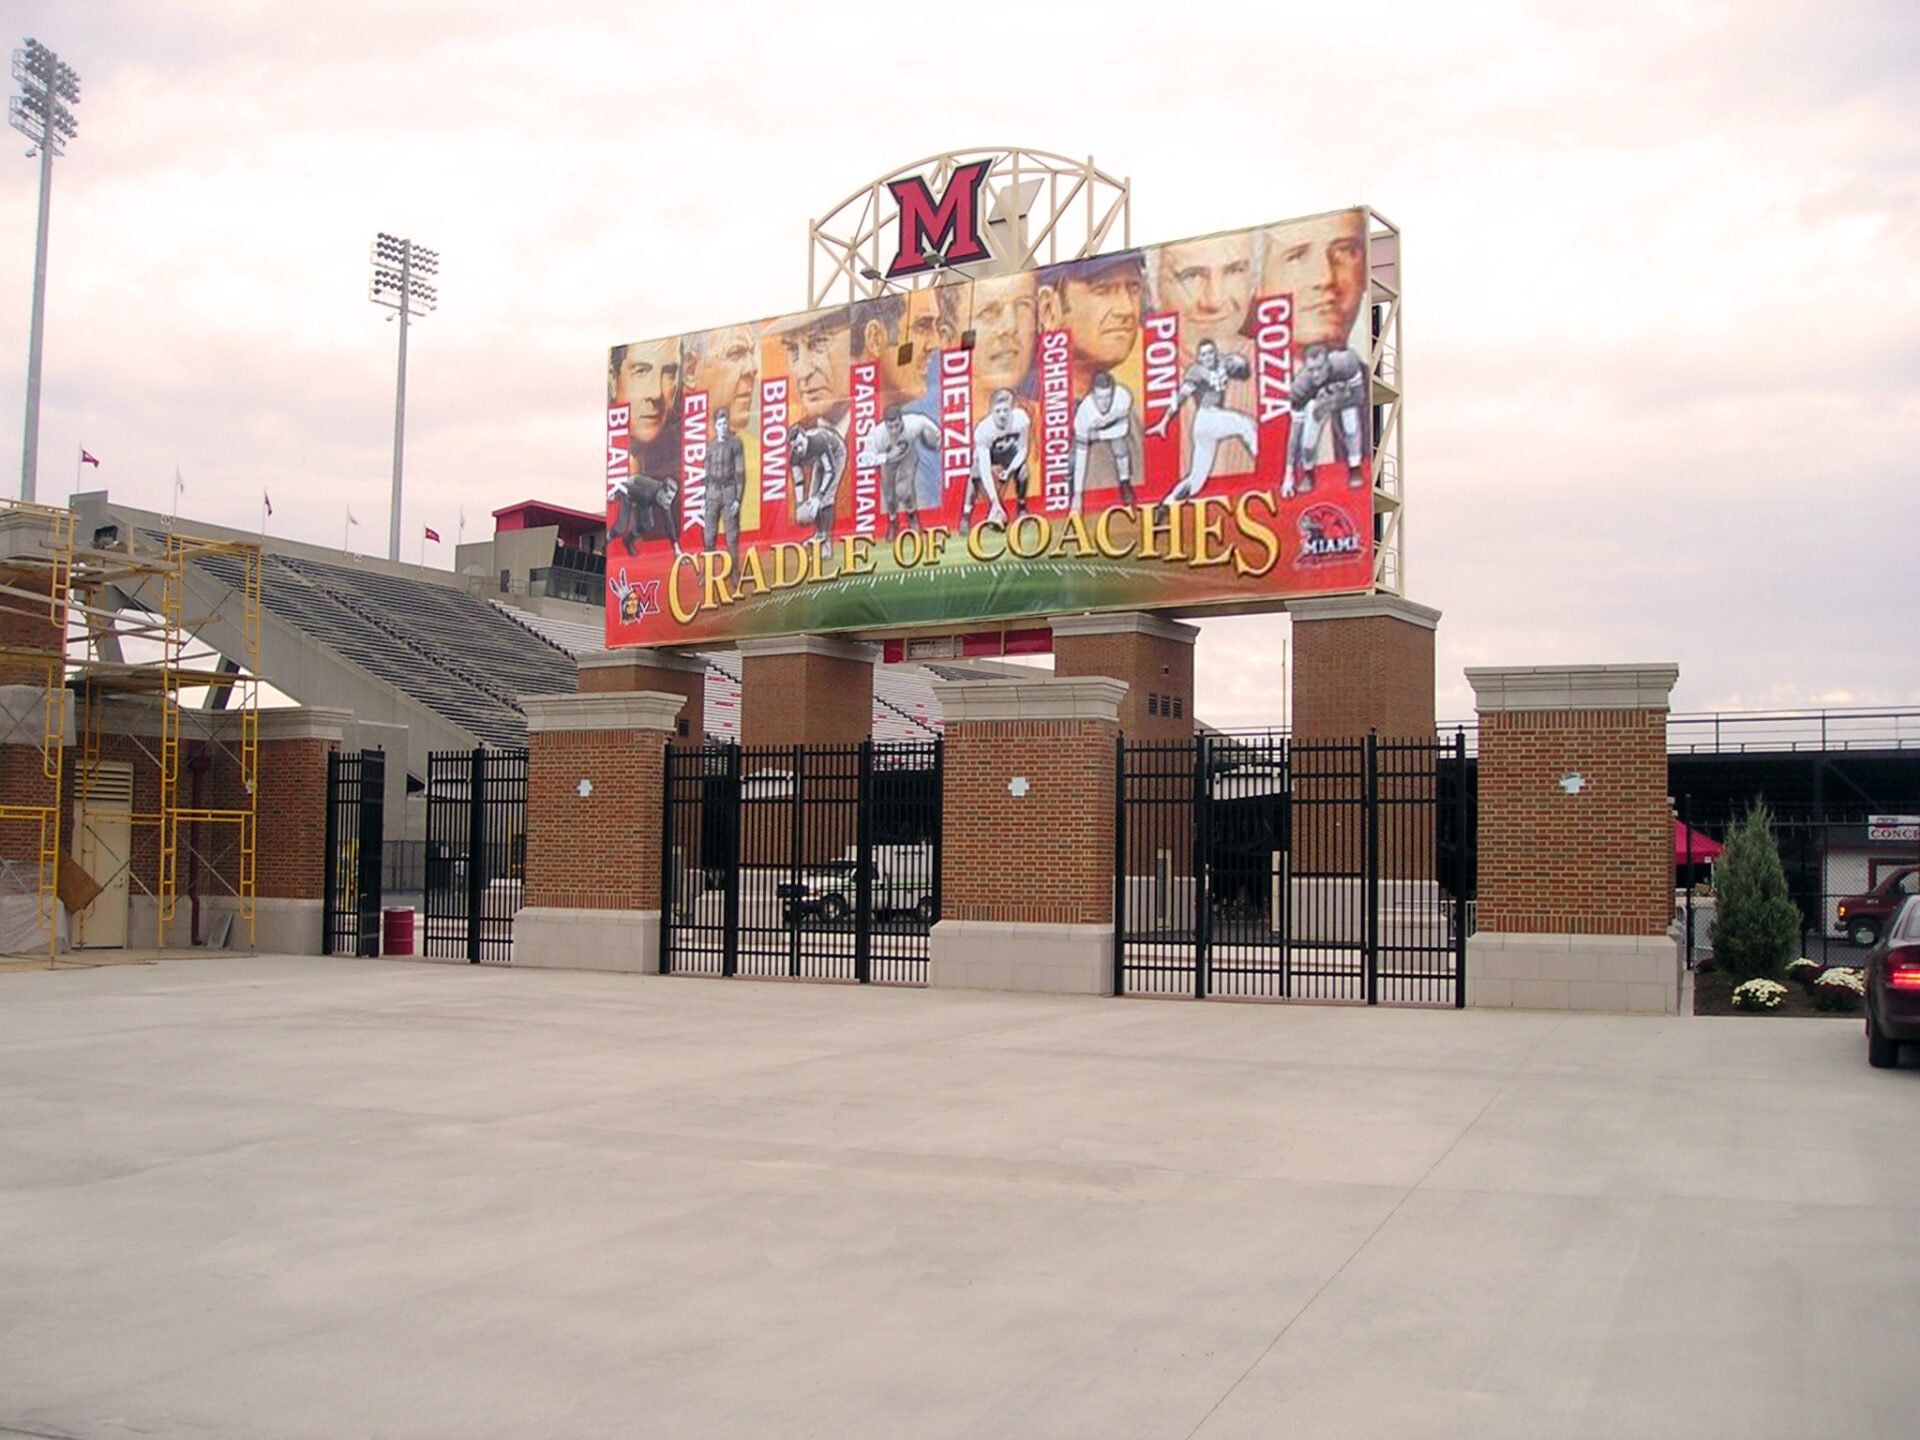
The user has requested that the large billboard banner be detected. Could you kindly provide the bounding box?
[606,207,1378,646]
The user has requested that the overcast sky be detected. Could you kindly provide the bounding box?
[2,0,1915,724]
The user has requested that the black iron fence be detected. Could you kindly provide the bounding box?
[322,749,385,957]
[661,740,941,984]
[423,748,528,964]
[1117,732,1473,1005]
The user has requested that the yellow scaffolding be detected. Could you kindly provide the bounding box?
[0,499,262,955]
[0,501,74,960]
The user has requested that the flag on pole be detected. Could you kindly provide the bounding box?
[347,509,360,527]
[79,449,100,468]
[424,525,441,544]
[263,491,273,516]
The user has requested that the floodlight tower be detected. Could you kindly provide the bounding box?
[368,233,437,562]
[10,38,80,503]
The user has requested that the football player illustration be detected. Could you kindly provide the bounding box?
[1282,343,1369,499]
[1071,370,1138,511]
[701,407,747,562]
[856,403,941,538]
[960,389,1033,532]
[789,418,847,540]
[608,472,679,557]
[1150,338,1258,504]
[854,290,955,512]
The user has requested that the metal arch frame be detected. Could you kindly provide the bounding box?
[807,148,1131,309]
[1366,208,1406,597]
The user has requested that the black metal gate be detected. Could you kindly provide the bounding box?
[323,749,385,957]
[424,748,528,964]
[1116,731,1473,1005]
[661,740,941,984]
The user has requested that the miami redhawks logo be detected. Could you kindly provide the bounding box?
[886,161,991,278]
[1297,504,1363,563]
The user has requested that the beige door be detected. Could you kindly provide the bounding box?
[72,761,133,949]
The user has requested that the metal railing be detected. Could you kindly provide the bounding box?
[1219,707,1920,759]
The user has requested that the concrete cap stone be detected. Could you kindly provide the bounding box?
[1466,663,1680,713]
[520,691,685,733]
[575,647,708,676]
[736,634,880,664]
[256,707,354,744]
[1047,611,1199,645]
[932,676,1128,724]
[1287,593,1442,630]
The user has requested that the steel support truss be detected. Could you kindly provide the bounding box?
[1366,208,1405,596]
[807,147,1130,309]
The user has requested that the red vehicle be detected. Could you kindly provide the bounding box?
[1864,895,1920,1068]
[1835,865,1920,948]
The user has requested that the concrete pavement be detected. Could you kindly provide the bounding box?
[1,955,1915,1438]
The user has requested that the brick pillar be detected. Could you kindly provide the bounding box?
[1466,664,1681,1014]
[1288,594,1440,741]
[514,690,682,972]
[928,675,1125,994]
[577,648,706,741]
[1050,611,1197,739]
[737,635,876,748]
[251,707,349,953]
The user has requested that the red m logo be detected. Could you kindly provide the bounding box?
[885,161,992,279]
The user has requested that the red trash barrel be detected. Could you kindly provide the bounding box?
[381,907,415,957]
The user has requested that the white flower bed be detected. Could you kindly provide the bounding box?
[1815,967,1866,996]
[1732,978,1789,1011]
[1785,957,1822,979]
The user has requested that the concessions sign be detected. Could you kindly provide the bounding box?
[1868,816,1920,843]
[605,208,1379,647]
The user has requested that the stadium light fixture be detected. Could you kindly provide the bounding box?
[11,37,80,503]
[368,233,438,562]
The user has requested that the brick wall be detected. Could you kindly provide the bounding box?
[1054,630,1193,740]
[1292,612,1435,741]
[0,743,57,871]
[741,652,872,748]
[0,570,61,687]
[1477,707,1669,936]
[524,726,668,911]
[942,717,1116,925]
[255,737,333,900]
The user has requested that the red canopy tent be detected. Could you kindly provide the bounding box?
[1674,820,1723,865]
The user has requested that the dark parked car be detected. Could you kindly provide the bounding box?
[1863,895,1920,1068]
[1835,866,1920,948]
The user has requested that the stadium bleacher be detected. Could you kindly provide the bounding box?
[193,547,576,750]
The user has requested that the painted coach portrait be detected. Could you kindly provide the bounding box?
[609,336,682,479]
[765,307,852,430]
[1258,208,1370,351]
[683,323,760,434]
[1038,250,1145,395]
